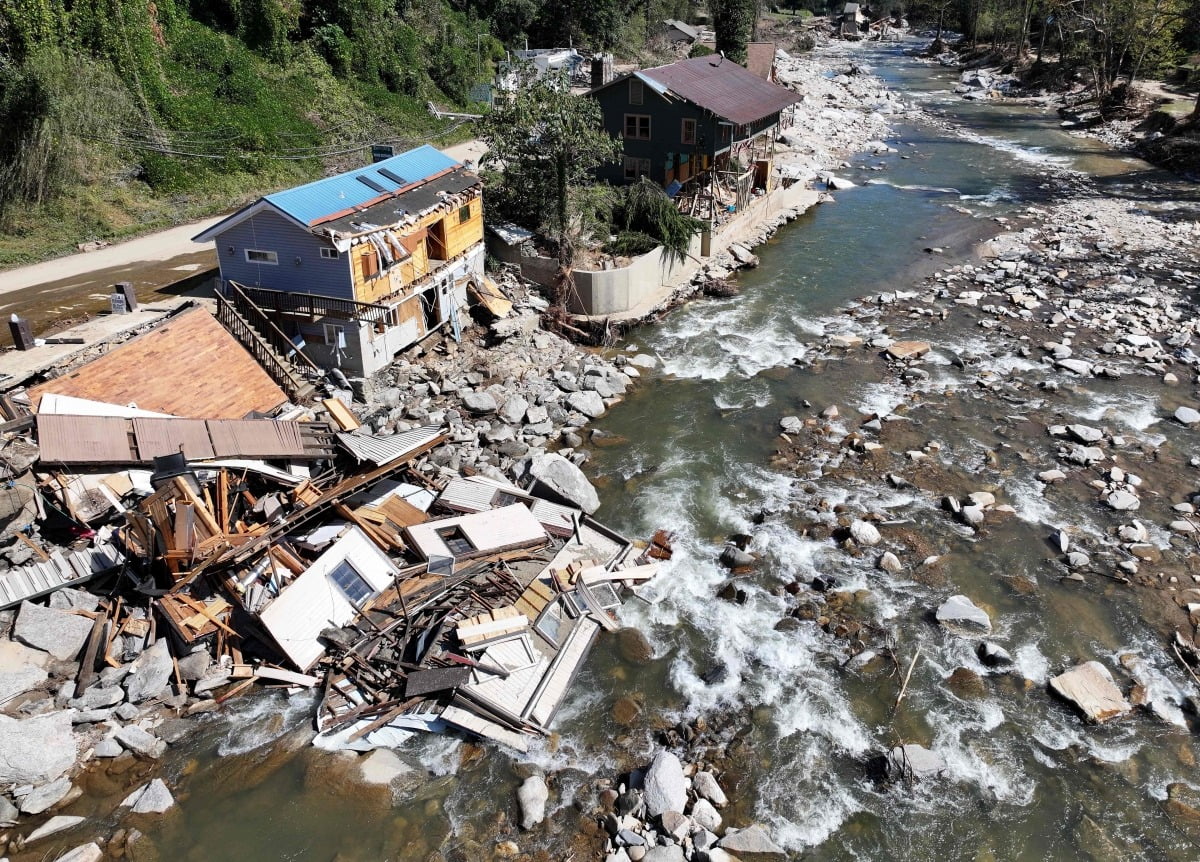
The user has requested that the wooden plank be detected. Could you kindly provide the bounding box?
[16,533,49,562]
[322,398,360,432]
[254,666,321,687]
[377,495,428,527]
[176,594,237,637]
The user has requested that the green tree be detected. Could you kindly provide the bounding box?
[477,68,621,264]
[710,0,754,64]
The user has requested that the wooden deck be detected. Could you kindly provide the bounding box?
[29,307,288,418]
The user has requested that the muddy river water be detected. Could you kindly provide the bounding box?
[119,38,1200,862]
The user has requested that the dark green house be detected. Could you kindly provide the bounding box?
[589,55,801,193]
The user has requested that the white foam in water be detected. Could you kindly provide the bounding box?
[216,691,318,757]
[1012,642,1050,685]
[1073,392,1161,432]
[1006,472,1058,526]
[954,128,1075,170]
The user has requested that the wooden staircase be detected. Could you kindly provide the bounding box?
[214,284,319,403]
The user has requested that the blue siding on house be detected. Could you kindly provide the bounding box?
[212,210,353,299]
[592,82,726,186]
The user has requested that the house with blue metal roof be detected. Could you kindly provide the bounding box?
[193,145,485,377]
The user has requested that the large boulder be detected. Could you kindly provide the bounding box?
[0,665,49,707]
[886,744,946,780]
[516,774,548,830]
[693,771,728,807]
[1050,661,1130,723]
[848,520,881,546]
[19,776,73,814]
[935,595,992,635]
[643,749,687,818]
[462,391,498,415]
[13,601,93,661]
[124,638,174,704]
[718,823,787,860]
[0,711,76,784]
[566,390,607,419]
[526,453,600,513]
[114,724,167,758]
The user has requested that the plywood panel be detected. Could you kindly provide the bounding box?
[30,308,287,419]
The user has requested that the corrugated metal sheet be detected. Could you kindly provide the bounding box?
[37,415,135,464]
[207,420,305,458]
[266,146,460,226]
[641,56,800,126]
[438,476,578,537]
[336,425,443,466]
[133,418,216,460]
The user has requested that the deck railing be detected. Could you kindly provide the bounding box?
[214,292,312,398]
[225,282,321,371]
[229,282,397,327]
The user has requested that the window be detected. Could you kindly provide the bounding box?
[328,559,374,606]
[624,114,651,140]
[319,247,339,260]
[323,323,345,348]
[623,156,651,181]
[436,525,474,557]
[458,205,472,224]
[629,78,644,105]
[245,249,278,265]
[534,600,565,646]
[681,118,697,145]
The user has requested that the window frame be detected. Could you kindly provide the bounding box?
[245,249,278,265]
[622,156,651,181]
[436,525,475,557]
[629,78,644,106]
[327,558,374,606]
[319,247,340,260]
[681,118,697,146]
[323,323,345,348]
[623,113,651,141]
[458,204,472,224]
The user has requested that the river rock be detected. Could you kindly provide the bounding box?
[718,823,787,860]
[977,642,1013,668]
[358,748,415,787]
[19,776,72,814]
[779,416,803,434]
[643,847,686,862]
[886,340,931,360]
[462,391,498,414]
[1067,424,1103,443]
[719,544,755,569]
[849,520,881,546]
[94,736,123,758]
[643,750,687,818]
[878,551,903,573]
[517,774,548,829]
[123,638,173,704]
[935,595,992,634]
[1056,358,1093,375]
[26,814,85,842]
[115,724,167,758]
[0,794,17,825]
[525,452,600,513]
[13,600,93,660]
[1104,490,1140,511]
[693,771,728,807]
[121,778,175,814]
[0,664,49,706]
[661,809,692,841]
[498,395,529,426]
[629,353,658,369]
[1175,406,1200,426]
[691,798,722,832]
[1049,661,1131,723]
[887,744,946,779]
[56,843,103,862]
[0,711,75,784]
[566,389,607,418]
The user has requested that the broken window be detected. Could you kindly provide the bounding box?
[629,78,644,105]
[458,204,472,224]
[623,156,651,181]
[323,323,345,348]
[328,559,374,606]
[681,118,697,145]
[624,114,650,140]
[534,599,565,646]
[245,249,278,265]
[436,525,474,557]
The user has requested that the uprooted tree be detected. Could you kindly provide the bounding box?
[477,67,621,266]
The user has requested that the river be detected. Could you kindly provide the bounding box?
[127,37,1200,862]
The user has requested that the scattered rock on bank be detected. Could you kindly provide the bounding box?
[718,823,787,860]
[643,750,687,817]
[517,774,548,830]
[0,711,76,785]
[935,595,992,635]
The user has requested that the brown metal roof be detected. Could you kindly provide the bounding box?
[640,55,799,125]
[696,41,776,80]
[208,419,305,458]
[133,418,216,460]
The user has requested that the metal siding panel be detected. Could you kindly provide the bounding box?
[215,212,354,299]
[133,418,216,460]
[336,425,442,465]
[36,415,135,463]
[206,420,306,458]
